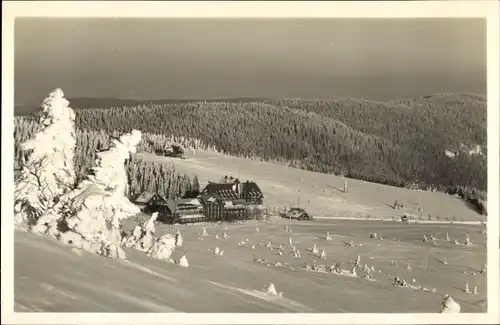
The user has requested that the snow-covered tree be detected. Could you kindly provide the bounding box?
[15,88,76,230]
[55,130,143,258]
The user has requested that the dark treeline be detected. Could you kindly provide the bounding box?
[14,93,487,214]
[125,157,200,200]
[73,95,486,188]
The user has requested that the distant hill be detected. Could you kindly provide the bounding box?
[14,97,271,116]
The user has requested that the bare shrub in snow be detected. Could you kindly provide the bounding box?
[393,276,409,287]
[333,262,341,273]
[464,282,470,294]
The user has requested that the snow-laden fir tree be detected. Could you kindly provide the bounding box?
[14,89,76,231]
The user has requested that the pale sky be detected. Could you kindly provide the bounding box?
[15,18,486,105]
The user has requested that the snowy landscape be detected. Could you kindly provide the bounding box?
[12,89,488,314]
[8,14,494,318]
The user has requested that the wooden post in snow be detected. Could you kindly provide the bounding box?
[344,177,348,193]
[297,189,301,208]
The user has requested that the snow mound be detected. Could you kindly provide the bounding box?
[440,294,461,313]
[148,233,176,261]
[175,230,183,247]
[264,282,281,296]
[178,254,189,267]
[135,213,158,252]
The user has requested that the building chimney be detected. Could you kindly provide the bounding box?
[234,179,242,199]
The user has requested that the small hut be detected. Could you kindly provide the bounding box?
[134,192,175,223]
